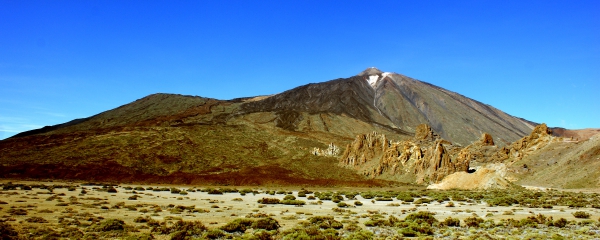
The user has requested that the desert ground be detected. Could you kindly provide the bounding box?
[1,180,599,239]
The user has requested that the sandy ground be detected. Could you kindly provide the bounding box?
[1,180,599,237]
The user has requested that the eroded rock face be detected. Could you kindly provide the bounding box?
[414,123,439,141]
[339,132,389,167]
[480,133,495,146]
[339,124,469,184]
[491,123,556,161]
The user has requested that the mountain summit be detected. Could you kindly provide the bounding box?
[357,67,384,76]
[0,68,541,185]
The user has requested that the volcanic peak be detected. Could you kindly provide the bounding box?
[357,67,383,76]
[357,67,396,88]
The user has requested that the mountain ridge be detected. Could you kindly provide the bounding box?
[2,67,592,187]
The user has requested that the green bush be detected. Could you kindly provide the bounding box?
[398,221,433,236]
[208,189,223,195]
[553,218,569,228]
[204,229,225,239]
[405,211,438,226]
[464,216,484,227]
[573,211,591,219]
[308,216,343,229]
[156,220,207,239]
[354,201,363,206]
[442,217,460,227]
[220,218,254,233]
[364,219,389,227]
[281,200,305,205]
[396,193,415,202]
[283,195,296,200]
[94,219,126,231]
[251,217,280,230]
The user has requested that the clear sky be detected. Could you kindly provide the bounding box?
[1,0,599,140]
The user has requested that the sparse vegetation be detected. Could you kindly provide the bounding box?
[1,182,599,239]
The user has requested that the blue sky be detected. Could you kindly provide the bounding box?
[1,0,598,139]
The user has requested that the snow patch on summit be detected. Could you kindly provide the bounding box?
[382,72,393,79]
[367,75,380,88]
[366,72,394,88]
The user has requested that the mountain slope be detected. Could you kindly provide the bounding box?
[0,68,540,185]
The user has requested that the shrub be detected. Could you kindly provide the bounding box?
[405,211,438,226]
[364,219,389,227]
[573,211,591,219]
[257,198,280,204]
[337,202,349,208]
[442,217,460,227]
[0,222,19,239]
[283,195,296,200]
[7,208,28,215]
[134,216,153,223]
[169,220,207,237]
[464,216,484,227]
[553,218,568,228]
[134,187,145,191]
[361,192,375,199]
[346,230,374,239]
[251,217,280,230]
[281,200,305,205]
[354,201,363,206]
[94,219,126,231]
[107,187,118,193]
[308,216,343,229]
[375,197,393,201]
[208,189,223,195]
[26,216,48,223]
[220,218,254,233]
[414,198,432,204]
[397,194,415,202]
[204,229,225,239]
[398,221,433,236]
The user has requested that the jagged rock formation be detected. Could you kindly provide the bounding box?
[491,123,557,161]
[339,124,469,184]
[311,143,341,157]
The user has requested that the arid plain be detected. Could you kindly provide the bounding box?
[1,180,599,239]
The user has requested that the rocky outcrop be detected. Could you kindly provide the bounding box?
[413,140,464,183]
[339,124,470,184]
[311,143,341,157]
[414,124,439,142]
[491,123,557,161]
[339,132,390,167]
